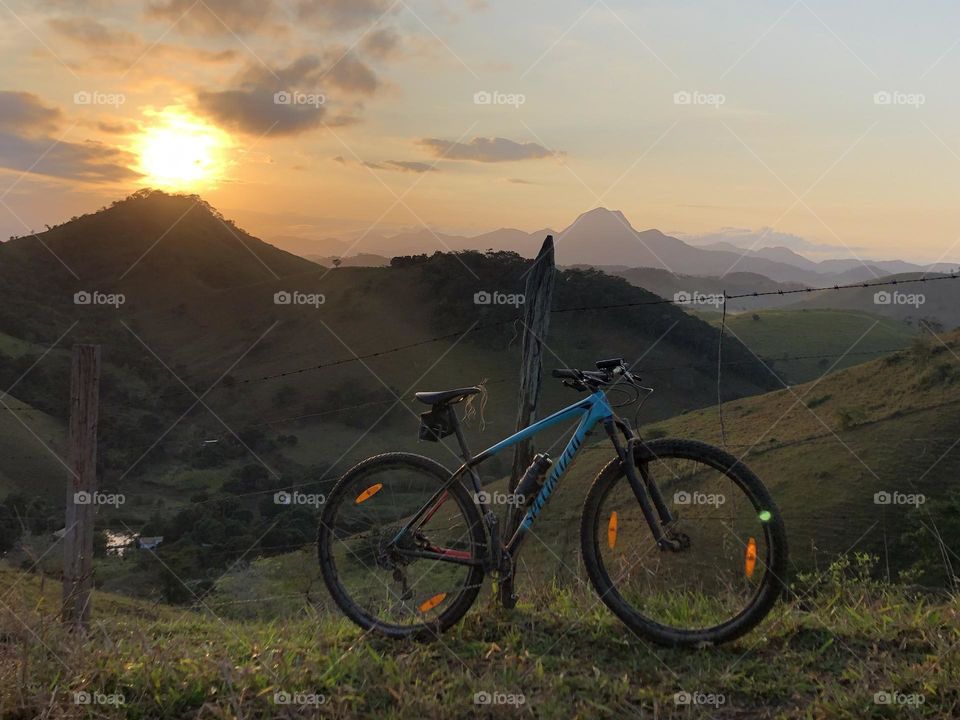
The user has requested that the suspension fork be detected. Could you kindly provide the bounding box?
[603,420,679,550]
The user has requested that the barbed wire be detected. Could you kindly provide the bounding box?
[146,272,959,399]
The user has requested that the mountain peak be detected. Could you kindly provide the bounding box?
[0,189,316,296]
[573,207,631,225]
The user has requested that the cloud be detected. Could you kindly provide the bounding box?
[95,118,141,135]
[48,17,137,46]
[0,92,64,135]
[322,48,379,94]
[196,53,377,135]
[361,28,401,59]
[296,0,393,30]
[507,177,536,184]
[0,132,139,183]
[36,0,115,8]
[198,87,327,136]
[417,136,558,163]
[146,0,276,35]
[363,160,437,173]
[48,15,238,71]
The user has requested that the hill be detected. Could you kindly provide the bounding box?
[608,266,808,312]
[0,191,782,596]
[0,189,316,317]
[2,561,957,718]
[358,329,957,591]
[706,308,917,383]
[304,253,390,267]
[170,327,956,615]
[627,331,960,584]
[788,273,960,330]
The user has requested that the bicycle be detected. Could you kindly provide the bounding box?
[318,358,788,646]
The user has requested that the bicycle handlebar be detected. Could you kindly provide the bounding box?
[551,360,641,391]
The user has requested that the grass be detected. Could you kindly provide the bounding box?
[1,561,958,718]
[708,309,917,383]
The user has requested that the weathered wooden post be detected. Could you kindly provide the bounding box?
[62,344,101,626]
[500,236,555,606]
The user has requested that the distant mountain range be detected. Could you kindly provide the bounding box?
[273,207,958,285]
[0,191,783,501]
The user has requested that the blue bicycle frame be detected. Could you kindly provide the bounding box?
[393,390,617,561]
[473,390,614,534]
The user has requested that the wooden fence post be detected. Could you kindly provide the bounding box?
[62,344,101,626]
[500,236,555,606]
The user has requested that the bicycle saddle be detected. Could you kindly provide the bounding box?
[414,387,481,406]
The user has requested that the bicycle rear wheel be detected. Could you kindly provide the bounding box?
[580,438,788,646]
[318,453,486,639]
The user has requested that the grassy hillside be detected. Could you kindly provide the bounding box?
[1,562,957,719]
[706,308,917,383]
[788,273,960,330]
[627,330,960,582]
[162,329,958,625]
[0,396,65,498]
[342,329,957,591]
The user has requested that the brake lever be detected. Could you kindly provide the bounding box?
[562,379,587,392]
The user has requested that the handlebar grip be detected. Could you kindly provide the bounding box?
[552,368,579,379]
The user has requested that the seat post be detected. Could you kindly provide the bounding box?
[448,405,483,494]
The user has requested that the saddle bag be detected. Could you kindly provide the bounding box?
[419,405,455,442]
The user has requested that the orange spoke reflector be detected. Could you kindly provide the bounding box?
[745,537,758,578]
[607,511,618,549]
[418,593,447,613]
[354,483,383,504]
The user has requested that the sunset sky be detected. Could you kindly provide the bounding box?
[2,0,960,263]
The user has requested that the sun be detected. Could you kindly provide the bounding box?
[136,112,229,189]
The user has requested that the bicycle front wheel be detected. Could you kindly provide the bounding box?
[318,453,486,639]
[580,438,788,646]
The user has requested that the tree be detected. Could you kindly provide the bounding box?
[332,257,342,269]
